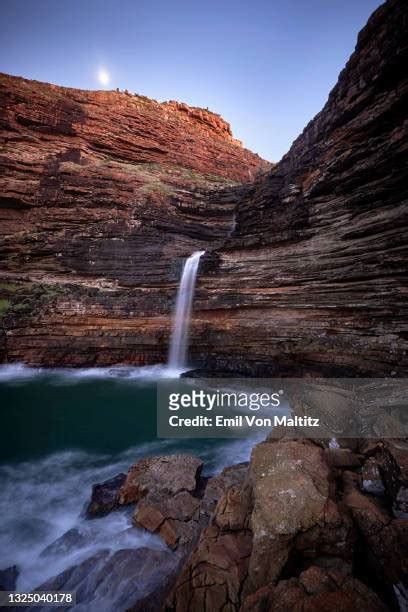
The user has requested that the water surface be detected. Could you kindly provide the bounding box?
[0,364,257,595]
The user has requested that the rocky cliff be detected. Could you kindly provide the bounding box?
[0,75,267,365]
[192,0,408,377]
[1,0,407,375]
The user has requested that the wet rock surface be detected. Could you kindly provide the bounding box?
[0,564,18,591]
[86,473,126,518]
[39,528,89,558]
[31,547,178,612]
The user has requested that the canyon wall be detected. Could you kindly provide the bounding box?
[192,0,408,376]
[0,75,267,365]
[1,0,407,375]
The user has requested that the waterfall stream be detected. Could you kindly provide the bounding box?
[168,251,205,371]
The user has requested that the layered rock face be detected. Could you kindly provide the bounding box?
[191,0,408,376]
[0,74,267,364]
[1,0,407,375]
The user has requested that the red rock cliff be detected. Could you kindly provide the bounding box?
[0,75,267,365]
[1,0,407,375]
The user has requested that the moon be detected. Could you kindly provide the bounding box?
[97,68,110,86]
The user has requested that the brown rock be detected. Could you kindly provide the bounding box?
[239,586,274,612]
[164,486,252,611]
[324,448,361,469]
[247,440,329,589]
[201,462,248,516]
[130,460,248,551]
[134,490,201,549]
[295,498,355,561]
[119,454,203,505]
[342,469,408,586]
[163,435,405,611]
[299,565,336,595]
[0,72,267,367]
[261,570,388,612]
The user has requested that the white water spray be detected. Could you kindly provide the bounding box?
[168,251,205,371]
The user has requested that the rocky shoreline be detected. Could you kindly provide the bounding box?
[0,0,407,610]
[2,437,405,611]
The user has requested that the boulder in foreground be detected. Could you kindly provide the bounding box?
[119,455,203,505]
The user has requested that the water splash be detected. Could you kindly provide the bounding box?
[168,251,205,372]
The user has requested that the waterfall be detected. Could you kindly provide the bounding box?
[168,251,205,371]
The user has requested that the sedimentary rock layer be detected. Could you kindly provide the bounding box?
[1,0,407,375]
[0,74,267,364]
[192,0,408,376]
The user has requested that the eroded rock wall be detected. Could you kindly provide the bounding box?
[1,0,407,374]
[191,0,408,376]
[0,75,267,364]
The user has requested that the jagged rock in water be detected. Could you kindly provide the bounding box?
[119,454,203,505]
[122,458,247,550]
[39,528,89,558]
[86,473,126,518]
[31,547,179,612]
[0,564,18,591]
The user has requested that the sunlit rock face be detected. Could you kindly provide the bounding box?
[1,0,407,374]
[0,74,267,365]
[191,0,408,376]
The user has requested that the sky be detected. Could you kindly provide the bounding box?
[0,0,383,161]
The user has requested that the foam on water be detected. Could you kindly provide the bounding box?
[0,363,43,382]
[0,363,180,385]
[0,447,169,591]
[0,435,259,593]
[0,362,261,606]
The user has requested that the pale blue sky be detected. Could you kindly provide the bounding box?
[0,0,383,161]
